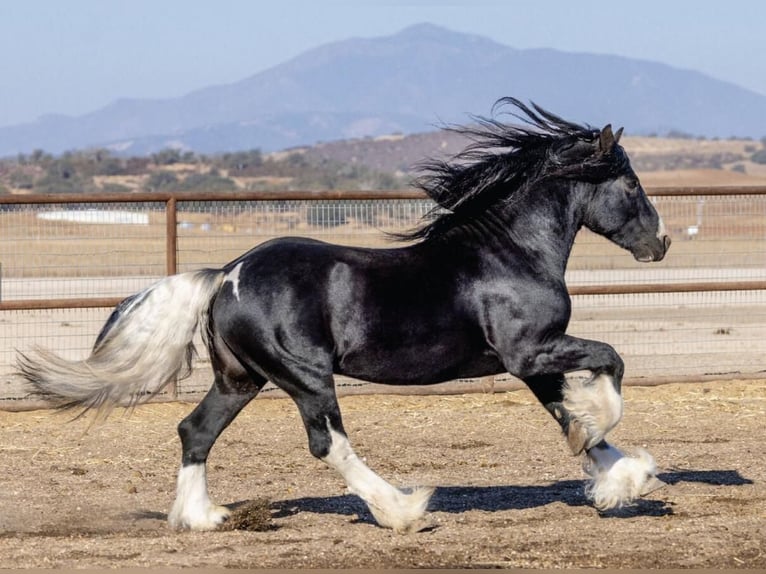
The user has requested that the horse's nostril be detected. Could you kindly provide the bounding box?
[663,235,672,251]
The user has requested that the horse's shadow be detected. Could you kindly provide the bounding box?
[130,468,752,527]
[270,480,667,525]
[269,468,752,524]
[657,468,753,487]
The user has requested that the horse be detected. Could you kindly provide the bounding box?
[18,98,671,533]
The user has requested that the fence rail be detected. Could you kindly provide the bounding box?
[3,186,765,311]
[1,186,765,407]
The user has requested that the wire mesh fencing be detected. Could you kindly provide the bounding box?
[1,190,764,409]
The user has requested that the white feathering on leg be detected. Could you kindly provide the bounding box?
[168,463,231,530]
[562,373,624,453]
[323,428,433,533]
[584,444,660,510]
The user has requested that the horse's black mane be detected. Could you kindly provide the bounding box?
[402,97,612,241]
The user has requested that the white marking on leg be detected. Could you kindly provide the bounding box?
[323,428,433,533]
[168,463,231,530]
[584,443,662,510]
[223,262,243,301]
[563,373,623,451]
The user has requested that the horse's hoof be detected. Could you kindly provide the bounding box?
[399,517,433,534]
[639,474,666,496]
[168,503,231,531]
[584,448,658,510]
[367,485,434,533]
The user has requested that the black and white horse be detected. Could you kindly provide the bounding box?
[19,99,671,533]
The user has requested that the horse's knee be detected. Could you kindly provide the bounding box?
[561,373,623,454]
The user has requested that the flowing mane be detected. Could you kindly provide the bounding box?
[403,97,609,240]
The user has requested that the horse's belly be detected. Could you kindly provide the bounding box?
[336,346,504,386]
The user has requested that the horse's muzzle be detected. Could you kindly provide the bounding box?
[634,234,671,262]
[657,234,671,261]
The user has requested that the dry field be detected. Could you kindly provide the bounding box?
[0,379,764,568]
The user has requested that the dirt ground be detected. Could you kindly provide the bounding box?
[0,378,764,569]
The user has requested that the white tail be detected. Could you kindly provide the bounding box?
[17,269,225,416]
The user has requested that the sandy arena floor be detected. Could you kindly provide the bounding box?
[0,378,764,568]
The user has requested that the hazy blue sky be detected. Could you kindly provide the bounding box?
[1,0,763,128]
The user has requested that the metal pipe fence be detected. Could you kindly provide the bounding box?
[1,188,764,409]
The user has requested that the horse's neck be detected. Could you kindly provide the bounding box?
[452,185,584,277]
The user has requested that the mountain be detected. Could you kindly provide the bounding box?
[2,23,765,157]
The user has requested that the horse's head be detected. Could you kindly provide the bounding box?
[574,125,671,262]
[403,98,672,261]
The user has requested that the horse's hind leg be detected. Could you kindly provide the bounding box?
[286,379,433,533]
[168,358,265,530]
[524,372,663,510]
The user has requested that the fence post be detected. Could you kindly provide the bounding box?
[166,196,178,399]
[166,195,178,277]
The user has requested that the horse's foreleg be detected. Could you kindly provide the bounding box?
[521,338,626,455]
[560,371,665,508]
[292,386,433,533]
[525,364,663,510]
[169,375,263,530]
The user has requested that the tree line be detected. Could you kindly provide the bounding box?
[3,136,766,196]
[0,148,407,195]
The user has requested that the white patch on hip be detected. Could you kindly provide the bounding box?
[323,427,432,533]
[223,262,243,301]
[168,463,230,530]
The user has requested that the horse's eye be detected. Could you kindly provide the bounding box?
[625,178,640,193]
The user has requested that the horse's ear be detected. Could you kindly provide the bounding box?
[599,124,615,152]
[614,127,624,145]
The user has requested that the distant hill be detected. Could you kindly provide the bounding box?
[2,23,766,157]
